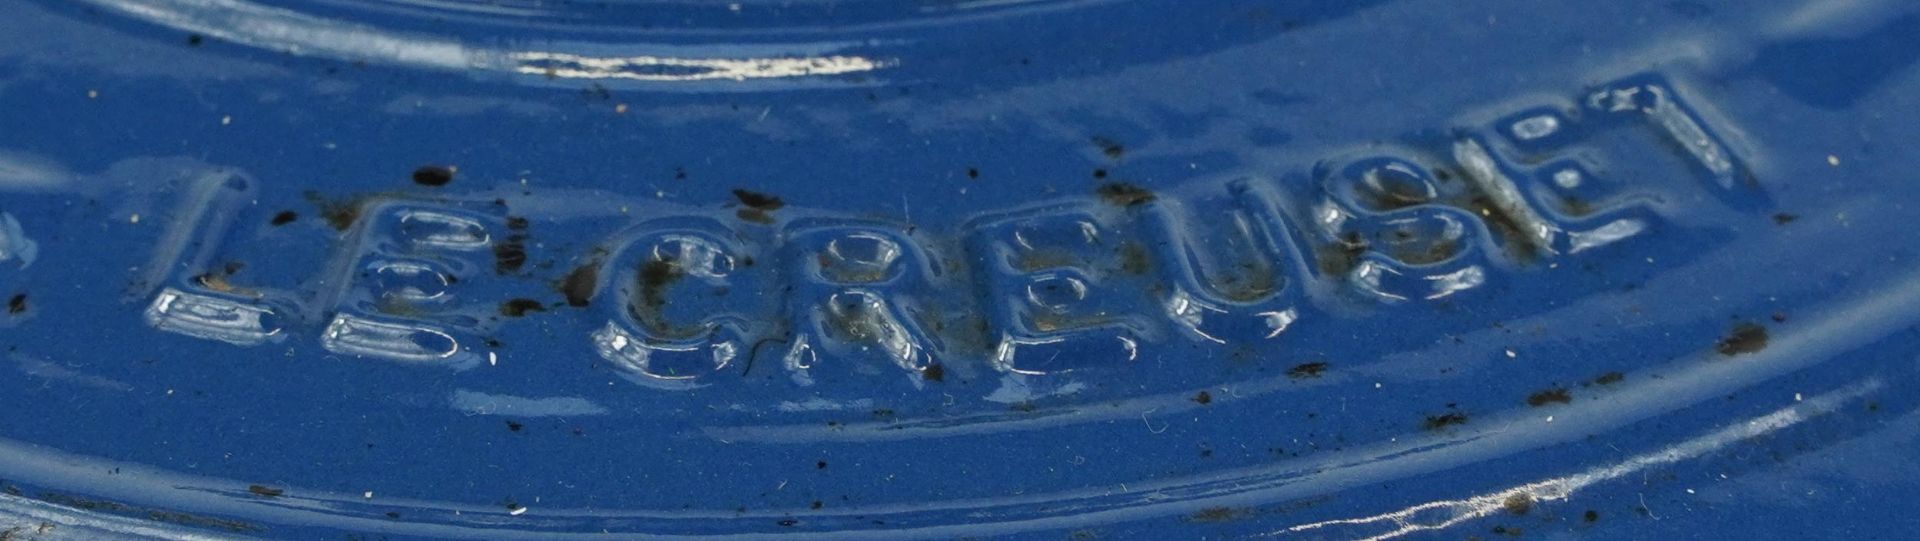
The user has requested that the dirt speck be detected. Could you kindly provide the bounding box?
[186,34,204,46]
[499,298,545,317]
[1095,182,1155,207]
[1502,493,1532,515]
[736,208,775,224]
[1458,194,1542,263]
[731,188,785,210]
[1526,388,1571,407]
[637,259,682,309]
[1583,509,1600,522]
[411,165,455,186]
[1316,231,1369,277]
[144,509,259,532]
[194,263,256,297]
[922,362,945,382]
[1772,213,1798,225]
[1423,412,1469,430]
[1287,362,1329,379]
[1117,242,1151,275]
[304,192,364,231]
[6,294,23,314]
[493,239,528,274]
[491,215,530,274]
[1187,506,1249,523]
[1192,391,1213,405]
[268,211,297,226]
[1715,322,1768,356]
[1091,136,1125,159]
[560,263,599,307]
[246,485,283,498]
[506,421,524,432]
[1593,371,1625,385]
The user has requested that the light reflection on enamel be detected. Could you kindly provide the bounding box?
[83,0,890,85]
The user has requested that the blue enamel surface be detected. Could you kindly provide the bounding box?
[1,0,1919,539]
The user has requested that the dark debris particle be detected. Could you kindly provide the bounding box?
[1187,506,1249,523]
[268,211,297,226]
[506,216,529,230]
[1584,509,1600,522]
[731,188,785,210]
[1593,371,1625,385]
[1423,412,1469,430]
[1715,322,1769,356]
[499,298,545,317]
[1772,213,1798,225]
[144,510,259,533]
[1317,231,1370,276]
[411,165,455,187]
[966,167,979,179]
[186,34,204,46]
[245,485,283,498]
[304,192,363,231]
[1461,194,1543,263]
[815,460,828,470]
[6,294,23,314]
[921,362,945,382]
[1095,182,1156,207]
[561,263,600,307]
[39,492,130,512]
[1092,136,1125,159]
[1502,493,1532,515]
[385,511,401,519]
[735,208,775,224]
[493,240,528,274]
[1286,361,1329,379]
[581,83,612,101]
[506,421,524,432]
[1526,388,1571,407]
[1192,391,1213,405]
[1117,242,1150,275]
[777,519,799,527]
[637,259,682,309]
[1771,311,1788,323]
[810,500,823,510]
[1092,168,1108,179]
